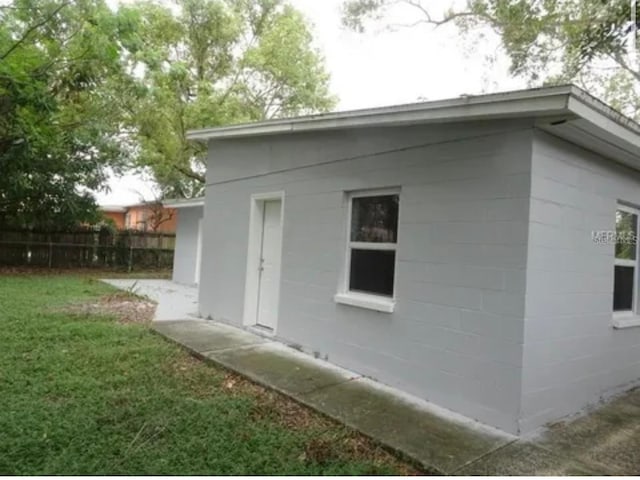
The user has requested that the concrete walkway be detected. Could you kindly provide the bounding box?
[101,279,199,321]
[152,319,514,474]
[101,280,640,474]
[152,319,640,475]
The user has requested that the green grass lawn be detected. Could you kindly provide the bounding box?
[0,275,416,475]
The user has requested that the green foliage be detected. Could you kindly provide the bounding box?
[0,275,408,475]
[125,0,337,198]
[0,0,336,225]
[342,0,386,33]
[342,0,640,118]
[0,0,137,228]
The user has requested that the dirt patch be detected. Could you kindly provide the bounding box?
[65,291,156,324]
[245,382,334,431]
[299,432,422,474]
[162,360,422,473]
[223,371,424,474]
[161,354,222,397]
[220,372,314,425]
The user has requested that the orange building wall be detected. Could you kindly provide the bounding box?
[125,205,178,233]
[102,211,126,229]
[100,204,178,233]
[158,208,178,233]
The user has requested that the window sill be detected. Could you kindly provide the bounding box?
[334,292,395,313]
[612,313,640,330]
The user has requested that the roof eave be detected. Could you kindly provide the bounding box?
[99,206,127,213]
[187,86,574,141]
[544,88,640,170]
[163,197,205,209]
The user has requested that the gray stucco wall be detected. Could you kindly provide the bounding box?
[199,120,534,433]
[519,131,640,432]
[172,205,203,285]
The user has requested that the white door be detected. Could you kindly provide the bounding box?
[194,218,203,284]
[256,200,282,330]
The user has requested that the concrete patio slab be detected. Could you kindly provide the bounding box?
[101,279,199,321]
[459,387,640,475]
[532,390,640,475]
[456,442,606,475]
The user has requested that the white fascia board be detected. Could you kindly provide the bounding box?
[187,86,574,141]
[566,89,640,156]
[163,198,205,209]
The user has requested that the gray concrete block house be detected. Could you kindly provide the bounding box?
[164,197,204,285]
[187,85,640,435]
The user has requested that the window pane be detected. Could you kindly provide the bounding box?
[349,249,395,297]
[616,210,637,260]
[351,195,399,243]
[614,265,635,311]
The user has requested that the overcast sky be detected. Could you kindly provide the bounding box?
[95,0,527,206]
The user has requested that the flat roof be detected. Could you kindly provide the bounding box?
[186,85,640,172]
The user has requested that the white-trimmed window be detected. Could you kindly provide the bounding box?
[614,205,639,313]
[335,190,399,313]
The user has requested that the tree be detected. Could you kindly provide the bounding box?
[0,0,336,227]
[145,202,176,232]
[0,0,138,228]
[124,0,337,198]
[342,0,640,118]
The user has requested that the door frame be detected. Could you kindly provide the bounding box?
[242,191,285,329]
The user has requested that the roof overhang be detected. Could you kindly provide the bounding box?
[187,85,640,172]
[99,205,127,213]
[188,86,577,140]
[536,90,640,171]
[163,197,205,209]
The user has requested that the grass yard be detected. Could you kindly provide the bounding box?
[0,275,418,475]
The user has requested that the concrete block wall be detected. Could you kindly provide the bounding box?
[172,206,203,285]
[519,130,640,432]
[199,121,534,433]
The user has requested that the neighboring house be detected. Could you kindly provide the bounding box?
[187,85,640,436]
[163,197,204,285]
[99,205,127,229]
[99,203,178,233]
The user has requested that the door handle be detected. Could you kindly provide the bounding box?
[258,258,265,272]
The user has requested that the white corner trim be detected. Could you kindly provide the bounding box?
[612,313,640,329]
[334,292,395,313]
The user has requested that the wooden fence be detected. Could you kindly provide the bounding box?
[0,228,176,270]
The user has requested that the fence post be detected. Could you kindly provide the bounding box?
[48,233,53,269]
[128,244,133,272]
[26,230,32,265]
[157,234,162,268]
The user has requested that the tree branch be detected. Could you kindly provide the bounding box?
[0,2,71,61]
[610,52,640,82]
[173,164,205,183]
[215,32,259,109]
